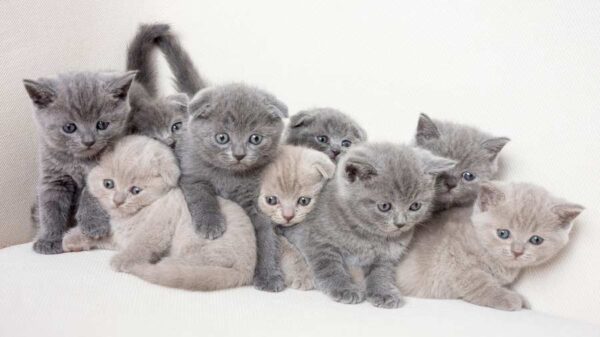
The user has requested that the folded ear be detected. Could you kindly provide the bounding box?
[188,87,215,119]
[290,111,315,128]
[416,113,440,144]
[107,71,137,100]
[344,157,377,183]
[23,79,56,108]
[311,152,336,180]
[263,94,288,119]
[552,203,584,227]
[416,148,456,175]
[477,181,505,212]
[482,137,510,160]
[166,93,189,115]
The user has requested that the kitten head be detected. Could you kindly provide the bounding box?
[24,71,137,159]
[129,83,189,149]
[415,113,510,208]
[88,135,180,217]
[286,108,367,162]
[336,143,456,237]
[259,145,335,226]
[471,181,584,269]
[184,83,287,171]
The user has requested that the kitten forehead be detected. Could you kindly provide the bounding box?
[262,146,326,196]
[297,108,366,140]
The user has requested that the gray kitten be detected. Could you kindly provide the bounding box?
[283,143,456,308]
[177,83,289,291]
[415,113,510,210]
[24,71,136,254]
[285,108,367,162]
[397,181,583,310]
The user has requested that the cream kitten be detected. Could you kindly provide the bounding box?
[62,135,256,291]
[397,181,583,310]
[259,145,336,290]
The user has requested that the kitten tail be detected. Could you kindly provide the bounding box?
[127,23,171,97]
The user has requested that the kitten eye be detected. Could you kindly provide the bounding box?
[298,197,312,206]
[171,122,183,133]
[497,229,511,239]
[341,140,352,148]
[215,133,230,144]
[409,202,422,211]
[103,179,114,189]
[377,202,392,212]
[316,135,329,144]
[249,134,263,145]
[130,186,142,195]
[529,235,544,245]
[62,123,77,134]
[265,196,278,205]
[96,121,110,131]
[462,171,476,181]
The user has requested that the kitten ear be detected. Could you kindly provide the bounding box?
[552,203,584,227]
[166,93,189,115]
[107,71,137,100]
[477,181,505,212]
[188,88,214,119]
[416,113,440,144]
[481,137,510,160]
[290,111,315,128]
[263,95,288,119]
[344,158,377,183]
[311,153,336,180]
[416,148,456,175]
[23,79,56,108]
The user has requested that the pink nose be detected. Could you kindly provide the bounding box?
[283,214,294,223]
[512,250,523,257]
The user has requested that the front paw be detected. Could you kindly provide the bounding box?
[33,238,64,254]
[367,289,404,309]
[195,213,226,240]
[486,290,524,311]
[254,272,286,292]
[290,273,315,291]
[327,286,366,304]
[110,254,140,273]
[62,228,92,252]
[81,223,110,240]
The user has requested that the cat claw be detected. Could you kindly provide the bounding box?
[328,287,366,304]
[254,273,286,292]
[33,238,64,254]
[367,292,404,309]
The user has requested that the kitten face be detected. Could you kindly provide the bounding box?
[471,182,583,269]
[185,84,287,171]
[88,135,180,217]
[415,113,509,208]
[24,72,137,159]
[286,108,367,162]
[337,144,456,237]
[259,146,335,226]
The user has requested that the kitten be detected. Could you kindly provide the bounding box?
[285,108,367,162]
[62,135,256,290]
[415,113,510,209]
[397,181,583,311]
[177,83,289,291]
[24,71,136,254]
[282,143,456,307]
[258,145,336,290]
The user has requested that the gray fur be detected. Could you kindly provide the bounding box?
[177,83,288,291]
[283,143,456,308]
[415,113,510,209]
[24,71,136,254]
[285,108,367,162]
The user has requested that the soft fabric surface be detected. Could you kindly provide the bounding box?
[0,243,597,337]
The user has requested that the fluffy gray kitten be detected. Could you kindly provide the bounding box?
[285,108,367,162]
[177,83,289,292]
[283,143,456,308]
[24,71,136,254]
[415,113,510,209]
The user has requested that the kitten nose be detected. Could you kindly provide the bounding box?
[512,250,524,258]
[283,214,295,223]
[282,208,295,223]
[82,139,96,147]
[113,199,125,207]
[331,149,341,157]
[234,154,246,161]
[445,176,458,190]
[165,138,176,148]
[395,223,406,229]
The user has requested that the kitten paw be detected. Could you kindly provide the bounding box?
[486,290,524,311]
[62,228,92,252]
[33,238,64,254]
[195,214,226,240]
[290,274,315,291]
[254,272,286,292]
[110,254,140,273]
[81,223,110,240]
[367,292,404,309]
[328,286,366,304]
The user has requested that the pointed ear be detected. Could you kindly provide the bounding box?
[477,181,505,212]
[290,111,315,128]
[482,137,510,160]
[107,71,137,100]
[311,152,336,180]
[264,95,288,119]
[188,88,215,119]
[416,149,456,175]
[166,93,189,115]
[552,203,584,227]
[416,113,440,144]
[344,158,377,183]
[23,79,56,108]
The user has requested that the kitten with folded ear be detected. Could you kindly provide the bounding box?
[397,181,583,311]
[285,108,367,162]
[177,83,289,292]
[282,143,456,307]
[62,135,256,291]
[415,113,510,210]
[258,145,336,290]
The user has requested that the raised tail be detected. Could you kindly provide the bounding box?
[129,258,252,291]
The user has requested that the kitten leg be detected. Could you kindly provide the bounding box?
[452,269,525,311]
[280,237,314,290]
[252,214,285,292]
[365,262,404,309]
[34,177,78,254]
[62,226,113,252]
[77,187,111,239]
[180,177,225,239]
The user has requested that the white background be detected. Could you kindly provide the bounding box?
[0,0,598,325]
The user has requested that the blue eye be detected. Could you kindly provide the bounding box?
[377,202,392,212]
[249,134,263,145]
[103,179,114,189]
[266,196,278,205]
[341,140,352,148]
[298,197,311,206]
[130,186,142,195]
[171,122,183,133]
[529,235,544,245]
[497,229,510,239]
[215,133,230,144]
[96,121,109,130]
[62,123,77,134]
[462,171,476,181]
[316,135,329,144]
[409,202,421,211]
